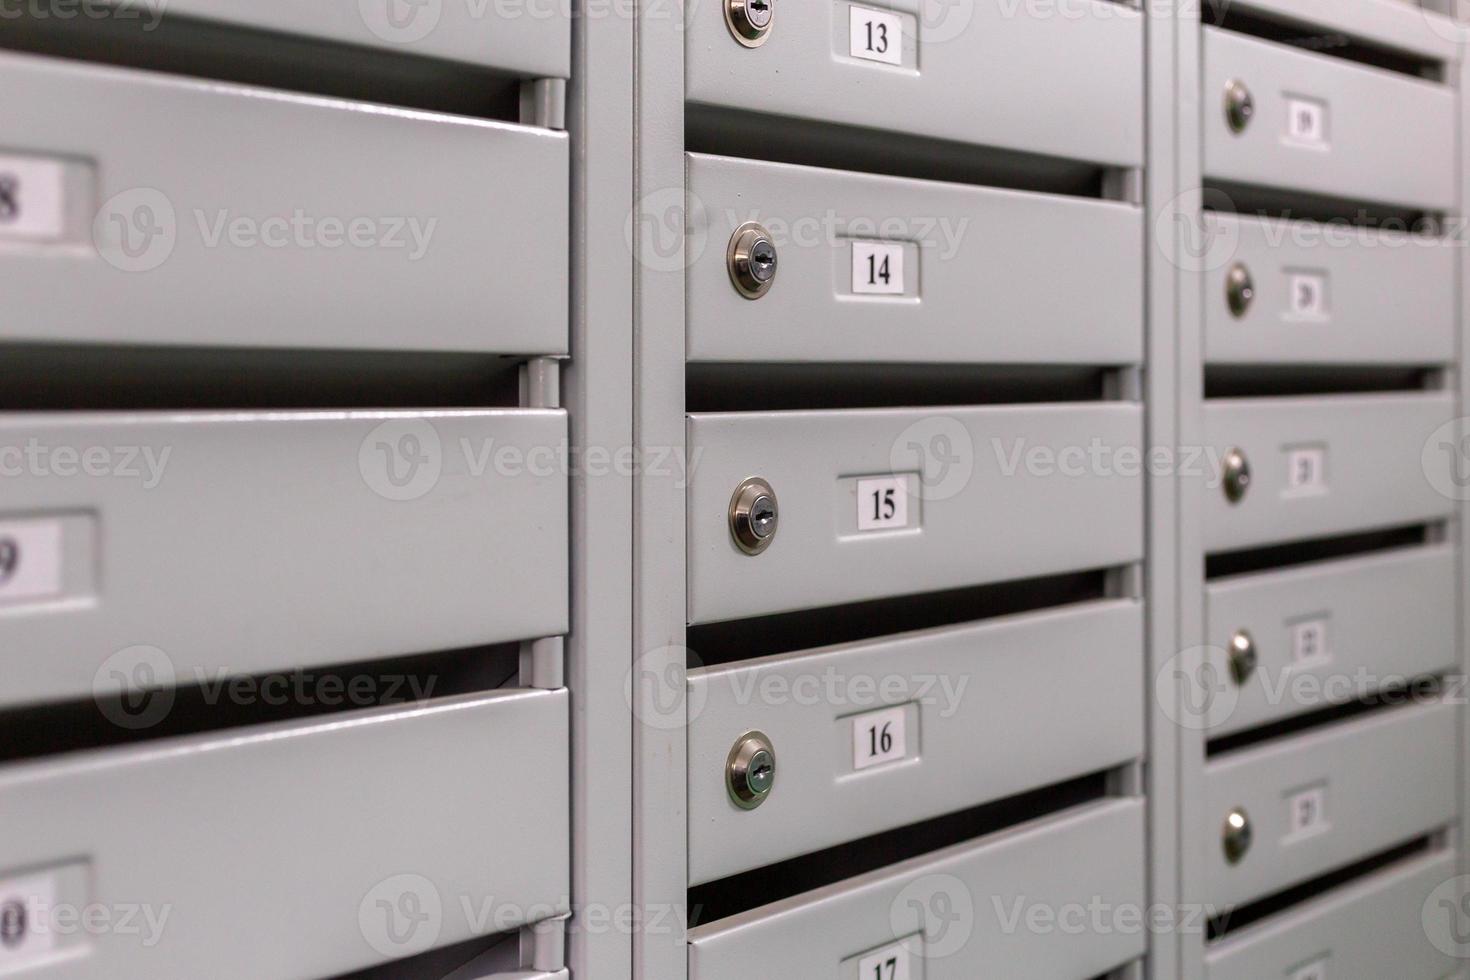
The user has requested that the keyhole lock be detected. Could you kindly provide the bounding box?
[1222,447,1251,504]
[727,222,778,299]
[1228,630,1257,685]
[1222,807,1253,864]
[725,0,774,47]
[729,477,779,555]
[726,731,777,810]
[1225,79,1255,134]
[1227,263,1255,318]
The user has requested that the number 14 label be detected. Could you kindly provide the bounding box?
[852,242,905,295]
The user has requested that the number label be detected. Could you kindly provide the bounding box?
[0,870,58,968]
[1291,960,1327,980]
[1288,273,1328,319]
[849,5,903,66]
[1288,786,1328,839]
[856,476,911,532]
[1286,98,1328,145]
[0,154,67,243]
[853,706,908,771]
[0,520,63,604]
[1291,618,1330,664]
[851,242,905,296]
[1285,447,1326,495]
[857,942,912,980]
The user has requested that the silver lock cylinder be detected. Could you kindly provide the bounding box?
[725,0,774,47]
[727,222,778,299]
[1222,447,1251,504]
[1223,807,1253,864]
[729,477,778,555]
[1226,263,1254,318]
[1228,630,1257,685]
[1225,79,1254,134]
[727,731,776,809]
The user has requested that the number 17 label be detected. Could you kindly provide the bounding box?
[858,942,912,980]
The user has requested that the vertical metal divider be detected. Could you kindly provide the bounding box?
[1457,1,1470,921]
[1145,1,1183,979]
[632,0,689,975]
[566,0,636,974]
[1174,0,1208,978]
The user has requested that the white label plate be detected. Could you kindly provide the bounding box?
[851,241,905,295]
[1291,618,1330,665]
[856,475,911,532]
[1285,447,1326,496]
[1288,786,1328,839]
[857,942,913,980]
[0,869,60,969]
[849,5,903,65]
[1288,273,1328,319]
[0,519,64,604]
[853,705,909,771]
[0,155,67,243]
[1286,98,1328,146]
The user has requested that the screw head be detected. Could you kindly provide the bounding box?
[728,223,778,299]
[730,477,779,554]
[1222,807,1253,864]
[1222,447,1251,504]
[1227,263,1255,318]
[1225,79,1255,134]
[727,731,777,809]
[725,0,774,46]
[1228,630,1258,685]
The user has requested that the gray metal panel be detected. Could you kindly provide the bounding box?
[685,0,1143,166]
[1205,849,1460,980]
[687,599,1144,884]
[1203,700,1458,910]
[1202,27,1456,210]
[1200,393,1456,553]
[139,0,570,77]
[0,690,571,979]
[686,154,1144,366]
[688,799,1146,980]
[0,409,568,709]
[1205,545,1458,735]
[1222,0,1463,61]
[1203,213,1456,365]
[0,52,568,354]
[687,404,1144,624]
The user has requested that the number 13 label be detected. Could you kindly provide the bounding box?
[849,5,903,66]
[858,943,912,980]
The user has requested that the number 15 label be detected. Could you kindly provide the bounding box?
[850,5,903,66]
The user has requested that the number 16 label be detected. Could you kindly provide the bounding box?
[852,242,905,295]
[854,706,908,771]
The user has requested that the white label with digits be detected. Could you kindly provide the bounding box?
[852,242,905,295]
[1287,98,1327,145]
[857,476,911,531]
[858,942,913,980]
[1288,786,1328,839]
[1285,447,1326,495]
[854,706,908,771]
[1292,618,1330,664]
[0,870,59,968]
[1291,960,1327,980]
[1288,273,1328,318]
[0,519,63,604]
[0,155,66,243]
[850,5,903,65]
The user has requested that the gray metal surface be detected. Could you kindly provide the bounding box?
[0,51,569,354]
[685,0,1143,166]
[686,599,1144,884]
[1200,392,1456,553]
[1205,848,1460,980]
[1220,0,1463,61]
[0,690,570,979]
[686,154,1144,366]
[1205,544,1458,735]
[1203,213,1456,365]
[687,799,1146,979]
[1202,700,1458,910]
[1202,26,1457,209]
[137,0,571,77]
[0,409,568,709]
[686,404,1144,624]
